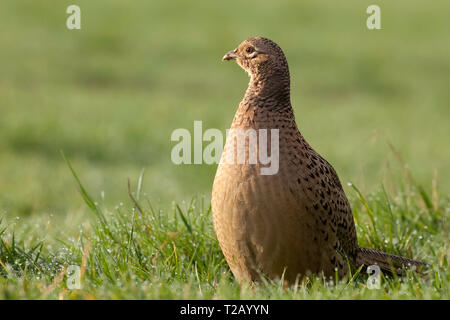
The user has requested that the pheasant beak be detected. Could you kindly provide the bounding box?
[222,50,238,61]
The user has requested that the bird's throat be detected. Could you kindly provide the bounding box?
[242,73,292,113]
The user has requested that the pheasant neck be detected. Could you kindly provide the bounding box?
[244,70,292,112]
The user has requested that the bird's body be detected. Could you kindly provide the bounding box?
[212,106,355,282]
[212,37,424,283]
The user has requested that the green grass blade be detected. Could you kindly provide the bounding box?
[176,204,192,234]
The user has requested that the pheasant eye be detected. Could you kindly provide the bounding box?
[246,47,254,54]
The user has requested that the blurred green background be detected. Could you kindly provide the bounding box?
[0,0,449,221]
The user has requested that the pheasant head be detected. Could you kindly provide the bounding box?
[222,37,291,108]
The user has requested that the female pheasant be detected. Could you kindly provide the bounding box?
[211,37,425,284]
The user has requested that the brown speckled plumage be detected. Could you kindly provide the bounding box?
[212,37,425,283]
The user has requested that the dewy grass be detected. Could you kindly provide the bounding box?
[0,157,447,299]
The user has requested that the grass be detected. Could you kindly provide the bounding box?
[0,0,449,299]
[0,158,448,299]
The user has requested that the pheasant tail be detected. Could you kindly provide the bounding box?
[356,247,426,275]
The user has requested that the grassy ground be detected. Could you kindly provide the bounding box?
[0,163,448,299]
[0,0,449,299]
